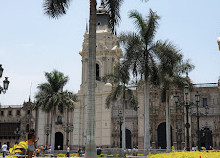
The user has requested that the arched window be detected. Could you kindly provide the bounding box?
[96,64,100,81]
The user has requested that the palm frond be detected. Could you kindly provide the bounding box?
[144,9,160,46]
[126,89,138,109]
[104,0,123,32]
[43,0,72,18]
[176,59,195,75]
[129,10,146,37]
[102,74,118,84]
[105,85,122,108]
[151,40,182,76]
[148,54,160,85]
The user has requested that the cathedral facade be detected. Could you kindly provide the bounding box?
[1,3,220,151]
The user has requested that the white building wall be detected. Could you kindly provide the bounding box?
[37,109,46,145]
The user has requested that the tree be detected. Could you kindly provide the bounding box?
[159,53,194,151]
[42,0,122,157]
[119,9,182,150]
[42,0,146,156]
[35,70,77,152]
[103,64,137,150]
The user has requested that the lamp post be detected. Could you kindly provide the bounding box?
[194,91,208,150]
[195,92,200,150]
[64,123,74,146]
[14,127,20,140]
[174,86,209,151]
[174,84,191,151]
[0,64,10,94]
[45,126,50,146]
[117,110,123,148]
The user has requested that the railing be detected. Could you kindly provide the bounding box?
[0,105,23,108]
[193,83,218,87]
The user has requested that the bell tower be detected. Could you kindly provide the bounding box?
[79,2,122,88]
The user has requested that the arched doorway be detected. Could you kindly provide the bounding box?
[55,132,63,150]
[200,128,213,149]
[157,122,173,149]
[126,129,131,149]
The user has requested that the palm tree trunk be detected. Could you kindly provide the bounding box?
[122,99,126,149]
[51,108,56,153]
[35,108,39,146]
[85,0,97,158]
[144,79,150,150]
[66,108,69,147]
[166,94,171,151]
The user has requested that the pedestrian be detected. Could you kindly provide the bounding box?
[66,146,70,157]
[78,148,82,157]
[1,142,7,158]
[132,146,136,156]
[26,129,39,158]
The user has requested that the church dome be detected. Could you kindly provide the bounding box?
[104,82,112,87]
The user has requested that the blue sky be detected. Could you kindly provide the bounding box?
[0,0,220,105]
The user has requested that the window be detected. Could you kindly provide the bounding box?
[125,101,128,109]
[203,98,208,107]
[8,111,12,116]
[27,110,31,115]
[96,64,100,81]
[16,110,20,116]
[0,111,4,116]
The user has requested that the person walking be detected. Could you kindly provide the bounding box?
[1,143,7,158]
[66,146,70,157]
[26,129,39,158]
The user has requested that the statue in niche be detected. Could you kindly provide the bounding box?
[57,115,62,124]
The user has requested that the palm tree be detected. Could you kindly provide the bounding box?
[119,9,182,150]
[103,64,137,150]
[35,70,77,152]
[42,1,149,156]
[159,54,194,151]
[42,0,123,157]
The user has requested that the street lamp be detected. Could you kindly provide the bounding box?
[174,84,191,151]
[0,64,10,94]
[117,110,123,148]
[64,123,74,146]
[174,86,209,151]
[14,127,20,140]
[45,126,50,146]
[193,91,208,151]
